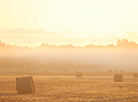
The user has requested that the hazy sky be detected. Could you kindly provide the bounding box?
[0,0,138,47]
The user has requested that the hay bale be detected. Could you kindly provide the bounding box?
[16,76,35,94]
[109,69,112,72]
[76,72,82,77]
[114,74,123,82]
[114,70,118,72]
[120,70,124,73]
[134,73,138,77]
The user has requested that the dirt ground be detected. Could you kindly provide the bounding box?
[0,70,138,102]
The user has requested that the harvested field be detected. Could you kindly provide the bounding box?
[0,71,138,102]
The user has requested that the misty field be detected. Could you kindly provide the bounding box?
[0,70,138,102]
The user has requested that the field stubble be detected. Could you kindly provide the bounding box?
[0,71,138,102]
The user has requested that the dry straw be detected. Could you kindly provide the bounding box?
[16,76,35,94]
[134,73,138,77]
[114,74,123,82]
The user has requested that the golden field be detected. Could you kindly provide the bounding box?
[0,68,138,102]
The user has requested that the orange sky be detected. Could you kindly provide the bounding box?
[0,0,138,47]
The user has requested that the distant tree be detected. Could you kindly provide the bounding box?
[129,41,137,47]
[116,39,129,47]
[122,39,129,46]
[85,44,95,47]
[116,39,121,46]
[106,44,114,47]
[0,40,6,47]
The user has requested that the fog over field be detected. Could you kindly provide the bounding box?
[0,39,138,72]
[1,0,138,101]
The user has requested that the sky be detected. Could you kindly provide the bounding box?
[0,0,138,47]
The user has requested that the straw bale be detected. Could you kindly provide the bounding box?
[134,73,138,77]
[114,74,123,82]
[76,72,82,77]
[120,70,124,73]
[16,76,35,94]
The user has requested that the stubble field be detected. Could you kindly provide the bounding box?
[0,69,138,102]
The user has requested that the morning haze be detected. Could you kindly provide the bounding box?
[0,0,138,101]
[0,38,138,73]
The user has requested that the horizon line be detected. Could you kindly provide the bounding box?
[0,38,137,48]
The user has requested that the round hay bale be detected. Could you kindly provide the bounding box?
[114,70,118,73]
[134,73,138,77]
[109,69,112,72]
[76,72,83,77]
[120,70,124,73]
[114,74,123,82]
[16,76,35,94]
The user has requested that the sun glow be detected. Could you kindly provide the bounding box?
[0,0,138,46]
